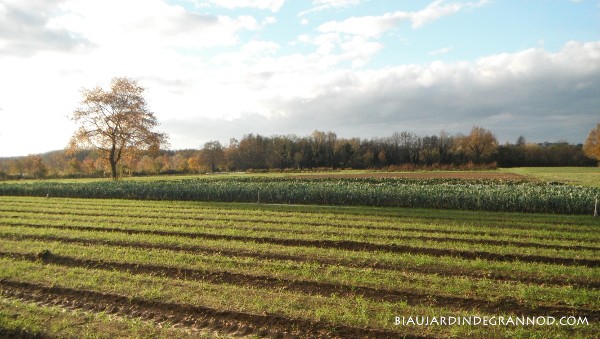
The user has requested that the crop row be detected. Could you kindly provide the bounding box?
[4,195,599,229]
[3,214,597,251]
[0,196,598,338]
[2,220,599,276]
[1,248,598,338]
[0,297,208,339]
[6,261,593,339]
[2,220,598,264]
[2,227,598,286]
[1,196,598,265]
[3,208,598,242]
[3,198,600,235]
[1,177,599,214]
[1,238,598,309]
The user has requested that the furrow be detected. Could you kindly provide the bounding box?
[1,251,596,319]
[1,234,597,289]
[2,219,596,251]
[0,279,412,339]
[2,223,598,267]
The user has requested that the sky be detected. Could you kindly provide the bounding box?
[0,0,599,157]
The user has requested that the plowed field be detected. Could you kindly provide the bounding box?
[0,196,598,338]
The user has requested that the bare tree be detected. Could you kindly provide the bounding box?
[68,77,168,179]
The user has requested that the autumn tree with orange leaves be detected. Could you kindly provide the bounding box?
[468,127,498,163]
[68,77,168,179]
[454,127,499,164]
[583,123,600,165]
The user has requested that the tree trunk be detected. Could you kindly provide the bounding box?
[109,144,118,180]
[109,159,118,180]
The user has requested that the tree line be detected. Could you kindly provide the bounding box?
[1,77,598,180]
[0,127,596,180]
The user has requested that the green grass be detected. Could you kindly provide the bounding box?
[502,167,600,188]
[0,196,598,338]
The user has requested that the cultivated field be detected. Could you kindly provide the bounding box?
[0,169,598,337]
[0,194,598,338]
[502,167,600,188]
[1,175,599,214]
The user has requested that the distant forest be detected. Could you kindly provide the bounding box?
[0,127,596,179]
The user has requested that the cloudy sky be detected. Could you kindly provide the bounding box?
[0,0,599,156]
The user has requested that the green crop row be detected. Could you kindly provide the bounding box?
[2,217,598,261]
[3,205,598,238]
[4,196,600,232]
[2,215,598,261]
[0,239,597,309]
[3,211,597,249]
[3,195,599,228]
[0,197,598,338]
[6,258,596,338]
[1,177,599,214]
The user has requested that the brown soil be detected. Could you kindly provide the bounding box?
[3,223,598,267]
[1,251,596,319]
[0,279,411,339]
[290,172,527,180]
[0,327,49,339]
[2,234,597,289]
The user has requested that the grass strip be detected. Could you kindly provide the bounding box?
[1,259,598,338]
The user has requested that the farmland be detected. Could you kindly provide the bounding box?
[0,194,598,338]
[502,167,600,188]
[0,175,599,214]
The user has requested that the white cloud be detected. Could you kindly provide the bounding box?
[263,16,277,25]
[212,40,280,65]
[0,0,90,56]
[409,0,489,29]
[310,0,489,67]
[148,41,600,148]
[241,41,600,143]
[299,0,363,16]
[0,0,268,59]
[295,32,383,68]
[428,47,453,56]
[205,0,285,12]
[55,0,261,50]
[318,0,490,37]
[318,13,400,38]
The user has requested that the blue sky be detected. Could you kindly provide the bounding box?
[178,0,599,65]
[1,0,599,156]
